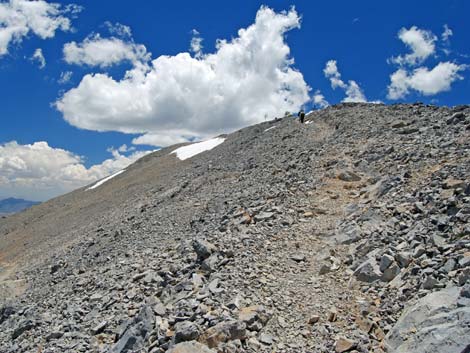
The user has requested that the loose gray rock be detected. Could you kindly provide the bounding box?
[380,254,394,272]
[386,287,470,353]
[167,341,216,353]
[193,239,217,260]
[12,320,35,340]
[354,259,381,283]
[199,320,246,348]
[174,321,200,343]
[111,304,154,353]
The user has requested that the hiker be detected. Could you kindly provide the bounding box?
[298,109,305,124]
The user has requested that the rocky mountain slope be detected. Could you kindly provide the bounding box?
[0,103,469,353]
[0,198,40,217]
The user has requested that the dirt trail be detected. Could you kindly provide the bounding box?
[251,177,382,351]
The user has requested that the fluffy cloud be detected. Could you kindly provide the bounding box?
[55,6,311,147]
[63,33,150,68]
[390,26,436,66]
[312,90,329,108]
[0,0,80,56]
[387,25,466,99]
[31,48,45,68]
[132,132,193,148]
[0,141,149,200]
[323,60,367,103]
[387,62,466,99]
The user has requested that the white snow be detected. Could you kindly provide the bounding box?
[264,125,277,132]
[87,170,125,190]
[171,137,225,160]
[305,121,313,125]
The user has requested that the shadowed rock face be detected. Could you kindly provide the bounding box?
[0,103,469,352]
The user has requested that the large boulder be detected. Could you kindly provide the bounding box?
[385,286,470,353]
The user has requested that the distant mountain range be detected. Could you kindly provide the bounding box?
[0,198,40,216]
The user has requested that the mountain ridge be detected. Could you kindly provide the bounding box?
[0,103,469,353]
[0,198,40,217]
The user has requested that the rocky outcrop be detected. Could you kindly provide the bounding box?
[385,286,470,353]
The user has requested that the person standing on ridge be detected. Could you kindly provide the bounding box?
[298,109,305,124]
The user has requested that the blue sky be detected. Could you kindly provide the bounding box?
[0,0,468,200]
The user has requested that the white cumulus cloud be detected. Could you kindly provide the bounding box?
[387,25,466,100]
[0,141,150,201]
[31,47,45,68]
[387,62,466,99]
[312,90,329,108]
[390,26,437,66]
[0,0,80,56]
[63,33,150,68]
[323,60,367,103]
[55,6,311,147]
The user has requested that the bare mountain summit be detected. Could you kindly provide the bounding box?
[0,103,469,353]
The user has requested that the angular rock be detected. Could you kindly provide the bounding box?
[319,263,332,275]
[308,315,320,324]
[254,212,274,222]
[174,321,200,343]
[12,320,35,339]
[391,120,407,129]
[167,341,215,353]
[382,262,400,282]
[395,252,411,268]
[337,170,361,182]
[199,320,246,348]
[46,331,64,340]
[380,254,394,272]
[238,306,270,326]
[201,254,219,272]
[335,337,356,352]
[193,239,217,260]
[354,259,381,283]
[0,305,15,325]
[290,254,306,262]
[259,333,274,345]
[422,276,438,290]
[386,287,470,353]
[333,224,361,245]
[111,304,155,353]
[443,178,465,189]
[91,320,108,335]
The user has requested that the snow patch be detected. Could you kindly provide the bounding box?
[171,137,225,160]
[305,121,313,125]
[264,126,277,132]
[87,170,125,190]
